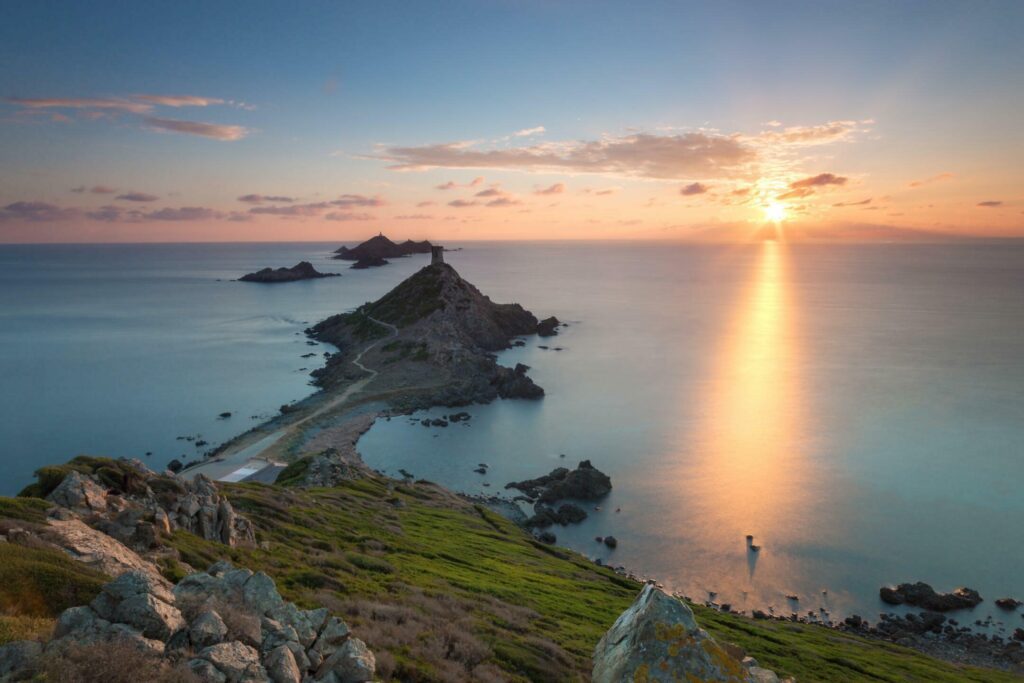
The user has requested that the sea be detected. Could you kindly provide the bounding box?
[2,240,1022,627]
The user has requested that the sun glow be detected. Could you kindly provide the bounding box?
[763,202,787,223]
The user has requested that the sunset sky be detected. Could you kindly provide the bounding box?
[1,0,1022,242]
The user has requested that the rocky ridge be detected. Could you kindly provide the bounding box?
[0,563,375,682]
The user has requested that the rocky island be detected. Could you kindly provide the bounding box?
[238,261,339,283]
[332,234,433,263]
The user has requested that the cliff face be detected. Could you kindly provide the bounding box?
[309,262,544,404]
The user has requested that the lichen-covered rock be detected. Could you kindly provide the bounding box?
[265,643,302,683]
[198,641,267,681]
[48,470,109,511]
[593,584,773,683]
[191,609,229,648]
[2,562,374,683]
[317,637,376,683]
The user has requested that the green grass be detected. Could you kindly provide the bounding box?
[0,541,107,619]
[150,477,1016,682]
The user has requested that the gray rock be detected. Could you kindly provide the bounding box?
[0,640,42,677]
[317,637,375,683]
[53,605,102,639]
[191,609,229,648]
[265,643,302,683]
[199,641,268,682]
[593,584,763,682]
[48,470,109,511]
[243,571,285,615]
[102,568,175,605]
[114,592,186,641]
[310,616,350,662]
[189,657,229,683]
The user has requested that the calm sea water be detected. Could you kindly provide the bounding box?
[2,240,1022,624]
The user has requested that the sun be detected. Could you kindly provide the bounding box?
[763,201,787,222]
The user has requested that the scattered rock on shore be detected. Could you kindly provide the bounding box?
[879,582,983,611]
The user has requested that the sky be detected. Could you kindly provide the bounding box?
[1,0,1022,243]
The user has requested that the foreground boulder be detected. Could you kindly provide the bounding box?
[879,582,983,611]
[0,563,375,682]
[593,584,787,682]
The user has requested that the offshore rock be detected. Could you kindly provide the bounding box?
[240,261,339,283]
[593,584,784,682]
[506,460,612,503]
[879,582,983,611]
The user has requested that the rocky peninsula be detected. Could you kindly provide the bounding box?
[239,261,339,283]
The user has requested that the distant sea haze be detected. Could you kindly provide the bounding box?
[2,240,1023,624]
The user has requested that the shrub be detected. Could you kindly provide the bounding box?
[42,639,198,683]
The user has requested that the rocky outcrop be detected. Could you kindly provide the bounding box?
[310,262,547,406]
[492,362,544,399]
[43,517,169,586]
[536,316,560,337]
[879,582,983,611]
[0,563,375,683]
[593,584,788,683]
[42,458,256,552]
[350,256,389,269]
[333,234,432,261]
[525,502,588,528]
[506,460,612,503]
[240,261,339,283]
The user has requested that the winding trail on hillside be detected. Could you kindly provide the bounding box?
[180,317,397,482]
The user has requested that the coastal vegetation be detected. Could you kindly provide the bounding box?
[3,465,1017,681]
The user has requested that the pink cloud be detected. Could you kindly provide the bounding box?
[132,95,225,108]
[680,182,709,196]
[143,117,249,141]
[448,199,477,208]
[6,97,152,114]
[534,183,565,195]
[908,172,954,188]
[325,212,374,221]
[144,206,222,221]
[237,194,295,204]
[116,192,159,202]
[485,197,521,208]
[977,200,1003,207]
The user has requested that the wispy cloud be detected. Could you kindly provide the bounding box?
[680,182,709,196]
[448,199,477,208]
[145,206,222,221]
[325,212,374,221]
[485,197,521,208]
[372,132,753,180]
[71,185,117,194]
[116,192,159,202]
[977,200,1003,207]
[791,173,848,188]
[0,201,80,222]
[534,182,565,195]
[237,194,295,204]
[395,214,434,220]
[435,176,485,190]
[908,172,954,188]
[132,95,224,108]
[6,97,152,114]
[833,198,872,207]
[512,126,546,137]
[143,117,250,140]
[474,187,504,197]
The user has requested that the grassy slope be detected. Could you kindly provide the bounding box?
[151,478,1013,682]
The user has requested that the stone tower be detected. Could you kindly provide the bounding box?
[431,245,445,265]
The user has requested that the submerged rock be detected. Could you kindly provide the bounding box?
[593,584,784,682]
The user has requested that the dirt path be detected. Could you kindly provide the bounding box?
[181,317,397,481]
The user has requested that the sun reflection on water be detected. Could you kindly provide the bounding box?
[660,240,817,606]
